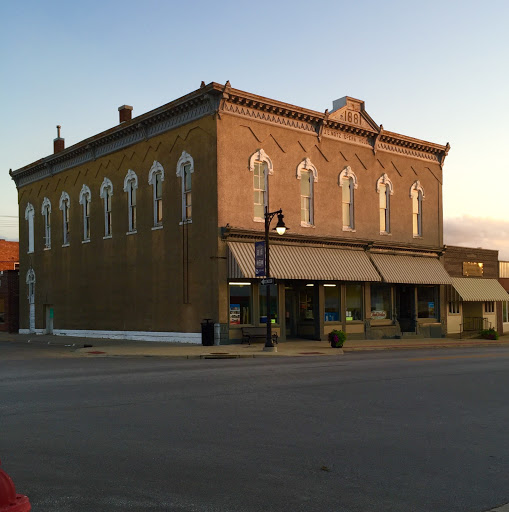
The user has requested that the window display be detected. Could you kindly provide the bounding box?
[417,286,437,318]
[229,283,252,325]
[346,283,363,321]
[324,285,340,322]
[259,284,278,324]
[370,283,392,320]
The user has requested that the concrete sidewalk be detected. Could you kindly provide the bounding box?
[2,331,509,358]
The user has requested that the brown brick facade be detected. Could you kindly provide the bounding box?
[10,83,451,341]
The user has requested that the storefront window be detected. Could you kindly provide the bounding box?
[346,283,363,321]
[299,287,314,321]
[229,283,252,325]
[417,285,437,318]
[260,284,278,324]
[324,285,340,322]
[503,302,509,323]
[370,283,392,320]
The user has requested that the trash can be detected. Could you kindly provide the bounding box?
[201,318,214,346]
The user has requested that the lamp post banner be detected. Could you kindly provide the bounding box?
[255,241,266,277]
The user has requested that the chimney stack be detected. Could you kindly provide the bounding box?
[118,105,133,123]
[53,125,65,154]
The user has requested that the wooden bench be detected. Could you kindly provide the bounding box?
[241,326,278,345]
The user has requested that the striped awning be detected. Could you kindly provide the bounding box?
[228,242,381,281]
[370,253,452,284]
[451,278,509,302]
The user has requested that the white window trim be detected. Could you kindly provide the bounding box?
[59,191,70,245]
[249,149,274,175]
[26,268,36,302]
[339,166,357,231]
[25,203,35,254]
[376,173,394,234]
[124,169,138,233]
[176,151,194,223]
[79,184,91,241]
[410,180,424,238]
[297,158,318,227]
[148,161,165,227]
[41,197,52,249]
[100,178,113,237]
[249,149,273,222]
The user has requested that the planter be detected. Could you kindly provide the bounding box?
[328,329,346,348]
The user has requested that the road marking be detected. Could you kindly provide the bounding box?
[409,353,509,362]
[485,504,509,512]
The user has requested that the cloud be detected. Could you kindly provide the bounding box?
[444,216,509,261]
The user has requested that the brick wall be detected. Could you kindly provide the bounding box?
[0,240,19,271]
[0,270,19,332]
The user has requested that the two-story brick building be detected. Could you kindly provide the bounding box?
[10,82,454,342]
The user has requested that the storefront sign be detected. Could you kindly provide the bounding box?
[255,241,265,277]
[371,310,387,320]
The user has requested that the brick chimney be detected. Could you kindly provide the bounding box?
[118,105,133,123]
[53,125,64,154]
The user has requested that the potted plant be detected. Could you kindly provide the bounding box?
[480,328,499,340]
[328,329,346,348]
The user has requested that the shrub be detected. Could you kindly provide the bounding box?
[480,328,499,340]
[328,329,346,348]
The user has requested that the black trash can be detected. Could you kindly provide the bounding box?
[201,319,214,346]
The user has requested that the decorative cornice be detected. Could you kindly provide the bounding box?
[11,81,450,188]
[221,226,443,257]
[11,86,222,188]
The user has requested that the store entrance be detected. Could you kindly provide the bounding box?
[396,285,415,332]
[284,283,319,340]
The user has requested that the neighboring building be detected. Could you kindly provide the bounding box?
[10,82,453,342]
[0,241,19,332]
[443,246,509,336]
[0,270,19,333]
[499,261,509,333]
[0,239,19,270]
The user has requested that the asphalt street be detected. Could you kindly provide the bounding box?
[2,343,509,511]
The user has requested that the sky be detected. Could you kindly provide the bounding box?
[1,0,508,256]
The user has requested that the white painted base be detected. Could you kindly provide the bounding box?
[19,329,202,344]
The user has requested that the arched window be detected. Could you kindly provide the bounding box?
[148,161,164,227]
[410,181,425,237]
[176,151,194,223]
[339,166,358,231]
[100,178,113,237]
[59,192,70,245]
[41,197,51,249]
[124,170,138,233]
[296,158,318,226]
[376,174,394,234]
[25,203,35,253]
[79,185,91,241]
[249,149,273,221]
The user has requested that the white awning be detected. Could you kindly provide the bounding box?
[228,242,381,281]
[370,253,452,284]
[451,278,509,301]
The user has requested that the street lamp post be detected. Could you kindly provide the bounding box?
[264,207,287,352]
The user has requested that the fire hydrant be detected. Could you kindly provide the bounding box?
[0,460,31,512]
